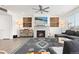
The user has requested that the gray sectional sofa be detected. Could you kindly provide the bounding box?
[47,30,79,54]
[48,40,79,54]
[55,30,79,40]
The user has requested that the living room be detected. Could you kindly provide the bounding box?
[0,5,79,54]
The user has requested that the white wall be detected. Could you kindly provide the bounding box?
[7,11,24,37]
[7,12,67,38]
[4,10,68,38]
[0,10,12,39]
[1,6,79,39]
[1,5,78,38]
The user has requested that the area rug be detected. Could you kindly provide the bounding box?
[14,38,62,54]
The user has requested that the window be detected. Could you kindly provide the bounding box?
[50,17,59,27]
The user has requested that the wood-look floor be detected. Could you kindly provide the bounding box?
[0,38,30,54]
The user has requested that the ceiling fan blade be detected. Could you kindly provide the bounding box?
[32,8,39,10]
[44,7,50,9]
[39,5,42,10]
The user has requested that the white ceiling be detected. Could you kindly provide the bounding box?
[1,5,79,16]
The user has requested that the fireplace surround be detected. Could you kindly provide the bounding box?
[34,26,48,38]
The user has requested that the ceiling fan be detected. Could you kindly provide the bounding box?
[32,5,50,14]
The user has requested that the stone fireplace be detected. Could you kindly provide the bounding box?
[37,30,45,37]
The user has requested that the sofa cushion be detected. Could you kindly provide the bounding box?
[65,30,75,35]
[63,40,79,54]
[75,31,79,36]
[55,34,68,37]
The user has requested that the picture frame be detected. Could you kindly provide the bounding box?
[35,16,48,26]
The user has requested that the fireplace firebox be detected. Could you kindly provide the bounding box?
[37,30,45,37]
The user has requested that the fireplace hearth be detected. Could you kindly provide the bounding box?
[37,30,45,37]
